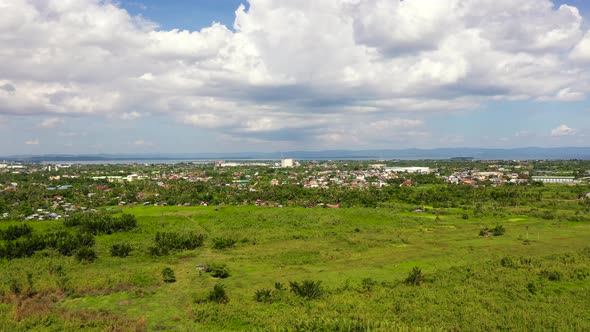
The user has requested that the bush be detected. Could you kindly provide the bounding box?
[110,243,132,257]
[289,280,323,300]
[479,225,506,237]
[150,232,205,256]
[0,224,33,241]
[211,237,237,250]
[207,284,229,304]
[64,213,137,235]
[206,263,230,278]
[75,247,98,263]
[540,270,563,281]
[405,267,425,286]
[162,267,176,283]
[254,288,273,303]
[361,278,378,292]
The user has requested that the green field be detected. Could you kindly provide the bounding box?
[1,205,590,331]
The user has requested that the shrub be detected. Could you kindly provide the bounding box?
[64,213,137,235]
[540,270,563,281]
[110,243,132,257]
[75,247,98,263]
[405,267,425,286]
[289,280,323,300]
[206,263,230,279]
[274,282,285,291]
[361,278,378,292]
[162,267,176,283]
[207,284,229,304]
[211,237,237,250]
[479,225,506,237]
[8,278,21,295]
[492,225,506,236]
[500,256,518,268]
[254,288,273,303]
[150,232,205,256]
[0,224,33,241]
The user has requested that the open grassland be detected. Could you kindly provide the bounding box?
[1,205,589,331]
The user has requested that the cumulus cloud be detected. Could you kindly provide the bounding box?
[551,124,577,137]
[37,117,64,128]
[0,0,589,147]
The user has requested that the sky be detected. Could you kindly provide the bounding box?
[1,0,590,155]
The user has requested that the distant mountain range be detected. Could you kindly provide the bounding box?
[2,147,590,162]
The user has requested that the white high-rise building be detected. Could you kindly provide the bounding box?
[281,158,294,168]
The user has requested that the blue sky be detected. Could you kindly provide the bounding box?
[0,0,589,155]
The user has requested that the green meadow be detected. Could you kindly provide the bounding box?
[1,205,589,331]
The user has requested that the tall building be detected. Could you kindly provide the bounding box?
[281,158,294,168]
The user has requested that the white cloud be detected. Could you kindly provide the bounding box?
[0,0,589,147]
[119,112,142,120]
[25,139,39,145]
[37,117,64,128]
[551,124,577,137]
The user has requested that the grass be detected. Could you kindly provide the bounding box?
[1,205,589,330]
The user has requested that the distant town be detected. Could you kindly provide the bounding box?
[1,158,589,221]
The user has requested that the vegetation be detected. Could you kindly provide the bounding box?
[110,242,132,257]
[206,284,229,304]
[162,267,176,283]
[289,280,323,300]
[0,159,589,330]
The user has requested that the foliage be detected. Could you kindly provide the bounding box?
[254,288,273,303]
[207,284,229,304]
[149,232,205,256]
[0,224,33,241]
[361,277,378,292]
[211,237,237,249]
[405,267,425,286]
[74,246,98,263]
[289,280,323,300]
[110,242,132,257]
[479,225,506,237]
[162,267,176,283]
[64,213,137,235]
[205,263,230,278]
[0,231,94,259]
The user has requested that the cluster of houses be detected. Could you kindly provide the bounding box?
[444,170,529,186]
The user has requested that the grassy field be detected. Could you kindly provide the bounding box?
[1,205,589,331]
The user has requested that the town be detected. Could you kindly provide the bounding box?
[1,159,589,221]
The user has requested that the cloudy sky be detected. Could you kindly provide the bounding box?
[1,0,590,155]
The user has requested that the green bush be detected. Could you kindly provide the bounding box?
[405,267,425,286]
[150,232,205,256]
[162,267,176,283]
[479,225,506,237]
[211,237,237,250]
[206,263,230,279]
[0,224,33,241]
[361,278,378,292]
[254,288,273,303]
[289,280,323,300]
[64,213,137,235]
[110,243,132,257]
[75,247,98,263]
[207,284,229,304]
